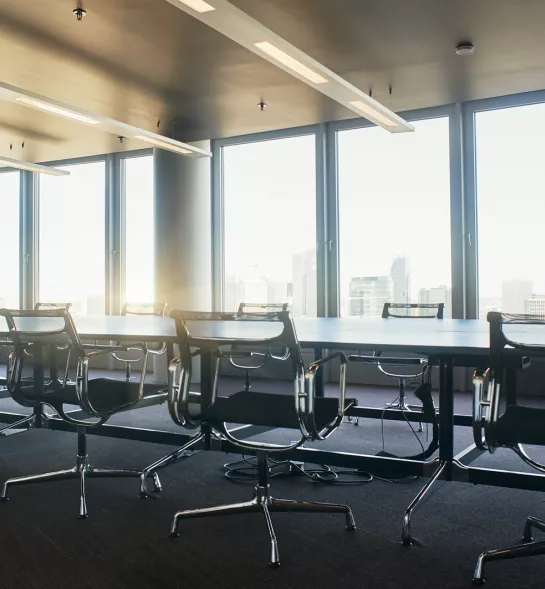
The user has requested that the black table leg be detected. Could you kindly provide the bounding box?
[33,343,45,428]
[439,356,454,479]
[314,348,324,398]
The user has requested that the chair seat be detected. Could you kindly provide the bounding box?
[201,390,357,430]
[20,379,167,414]
[496,405,545,446]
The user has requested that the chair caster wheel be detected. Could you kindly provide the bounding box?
[0,497,9,502]
[472,578,485,585]
[169,532,180,539]
[269,562,280,568]
[523,536,534,543]
[78,514,88,520]
[346,524,356,531]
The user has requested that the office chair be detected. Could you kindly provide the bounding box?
[0,308,167,518]
[112,302,167,381]
[472,312,545,583]
[166,309,357,567]
[347,302,444,429]
[226,302,290,392]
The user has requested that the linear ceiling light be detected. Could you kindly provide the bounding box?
[178,0,215,12]
[16,97,99,125]
[254,42,327,85]
[163,0,414,133]
[135,135,192,154]
[0,81,211,159]
[0,156,70,176]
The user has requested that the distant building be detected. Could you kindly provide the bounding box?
[348,276,393,317]
[418,285,452,318]
[390,257,411,306]
[292,250,317,316]
[502,280,533,314]
[525,294,545,317]
[224,276,267,312]
[267,281,290,308]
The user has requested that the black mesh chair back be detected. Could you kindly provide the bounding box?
[168,309,354,451]
[34,302,73,311]
[113,302,168,378]
[382,302,444,319]
[122,302,167,317]
[231,302,290,390]
[471,313,545,581]
[1,308,85,407]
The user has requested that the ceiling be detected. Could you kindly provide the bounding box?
[1,0,545,161]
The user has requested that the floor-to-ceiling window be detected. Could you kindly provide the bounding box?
[475,103,545,318]
[0,172,20,308]
[123,155,154,304]
[336,117,452,317]
[39,161,106,314]
[221,134,317,316]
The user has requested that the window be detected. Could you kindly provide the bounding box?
[39,161,106,314]
[124,155,154,303]
[337,118,452,317]
[476,103,545,318]
[0,172,20,307]
[222,135,317,316]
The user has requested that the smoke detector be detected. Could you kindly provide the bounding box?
[456,42,474,56]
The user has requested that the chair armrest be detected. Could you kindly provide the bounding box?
[472,368,492,452]
[76,343,149,419]
[301,352,349,441]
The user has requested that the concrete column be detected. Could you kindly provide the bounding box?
[153,141,212,381]
[154,141,212,312]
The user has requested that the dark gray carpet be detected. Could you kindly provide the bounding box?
[0,380,544,588]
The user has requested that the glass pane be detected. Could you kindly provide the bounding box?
[223,135,317,316]
[476,104,545,318]
[338,118,452,317]
[124,156,154,303]
[39,161,106,314]
[0,172,19,307]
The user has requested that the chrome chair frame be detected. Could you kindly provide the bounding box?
[0,308,163,518]
[472,312,545,583]
[111,302,167,382]
[347,302,443,428]
[165,310,355,567]
[225,302,290,392]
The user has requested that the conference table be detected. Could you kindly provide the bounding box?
[0,314,542,545]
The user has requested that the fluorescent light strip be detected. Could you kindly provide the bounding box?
[0,156,70,176]
[135,135,192,154]
[255,42,328,85]
[17,97,99,125]
[178,0,215,12]
[348,101,397,127]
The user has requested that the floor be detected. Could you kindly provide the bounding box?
[0,379,544,588]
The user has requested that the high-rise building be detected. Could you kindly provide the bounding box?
[348,276,393,317]
[418,285,452,318]
[502,280,533,314]
[390,257,411,305]
[267,281,290,307]
[224,275,267,312]
[292,250,317,316]
[525,294,545,317]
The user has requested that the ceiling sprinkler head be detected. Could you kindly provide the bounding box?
[455,42,474,56]
[73,7,87,21]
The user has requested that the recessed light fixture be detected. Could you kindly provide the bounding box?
[0,156,70,176]
[455,42,475,56]
[178,0,215,13]
[16,97,99,125]
[163,0,414,133]
[348,101,397,127]
[135,135,192,154]
[254,42,328,85]
[0,81,211,158]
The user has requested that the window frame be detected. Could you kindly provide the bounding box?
[462,90,545,318]
[212,125,327,316]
